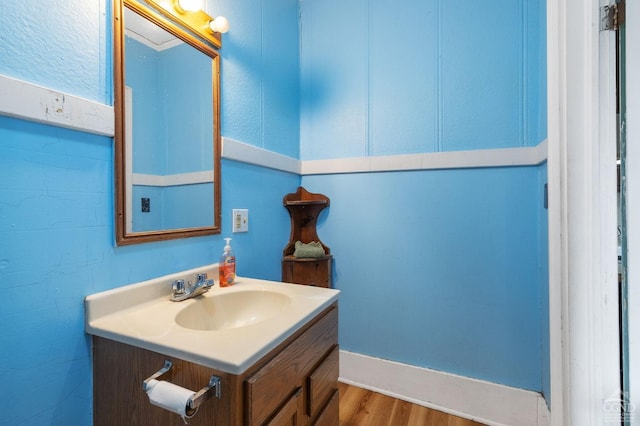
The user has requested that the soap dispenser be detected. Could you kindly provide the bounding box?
[219,237,236,287]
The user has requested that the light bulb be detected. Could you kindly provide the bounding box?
[209,16,229,34]
[176,0,203,12]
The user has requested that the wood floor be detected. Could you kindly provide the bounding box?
[338,382,485,426]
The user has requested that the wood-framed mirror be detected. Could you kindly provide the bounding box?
[114,0,221,245]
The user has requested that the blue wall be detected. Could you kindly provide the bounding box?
[303,167,544,390]
[218,0,300,157]
[0,0,300,424]
[300,0,546,159]
[0,1,110,104]
[299,0,549,395]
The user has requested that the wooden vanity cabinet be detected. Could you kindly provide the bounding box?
[93,338,237,426]
[244,306,339,425]
[93,304,339,426]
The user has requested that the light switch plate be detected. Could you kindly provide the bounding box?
[232,209,249,233]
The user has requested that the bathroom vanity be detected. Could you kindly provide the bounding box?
[85,266,340,425]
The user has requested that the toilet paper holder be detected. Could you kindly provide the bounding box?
[143,360,222,409]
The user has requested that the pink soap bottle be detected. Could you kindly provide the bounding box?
[219,238,236,287]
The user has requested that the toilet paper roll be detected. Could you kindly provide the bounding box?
[145,379,196,418]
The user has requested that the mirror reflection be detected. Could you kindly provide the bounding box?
[114,0,221,245]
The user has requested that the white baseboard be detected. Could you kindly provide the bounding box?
[339,350,550,426]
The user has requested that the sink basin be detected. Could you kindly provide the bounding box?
[85,268,340,374]
[175,290,292,331]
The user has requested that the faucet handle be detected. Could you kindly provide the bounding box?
[196,272,214,289]
[172,279,185,295]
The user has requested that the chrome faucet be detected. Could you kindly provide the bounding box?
[170,273,214,302]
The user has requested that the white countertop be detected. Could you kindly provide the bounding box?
[85,264,340,374]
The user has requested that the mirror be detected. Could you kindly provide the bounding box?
[114,0,221,245]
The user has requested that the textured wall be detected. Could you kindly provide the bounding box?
[300,0,546,160]
[218,0,301,158]
[303,165,546,391]
[0,0,110,104]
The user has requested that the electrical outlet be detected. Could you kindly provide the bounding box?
[232,209,249,233]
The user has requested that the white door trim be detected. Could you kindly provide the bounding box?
[547,0,620,424]
[625,0,640,423]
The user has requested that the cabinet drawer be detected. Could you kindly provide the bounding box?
[308,346,339,417]
[312,389,339,426]
[266,388,302,426]
[245,307,338,425]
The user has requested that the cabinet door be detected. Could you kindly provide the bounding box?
[265,388,303,426]
[245,307,338,425]
[308,347,339,418]
[312,390,339,426]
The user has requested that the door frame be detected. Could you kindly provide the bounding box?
[626,0,640,423]
[547,0,621,424]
